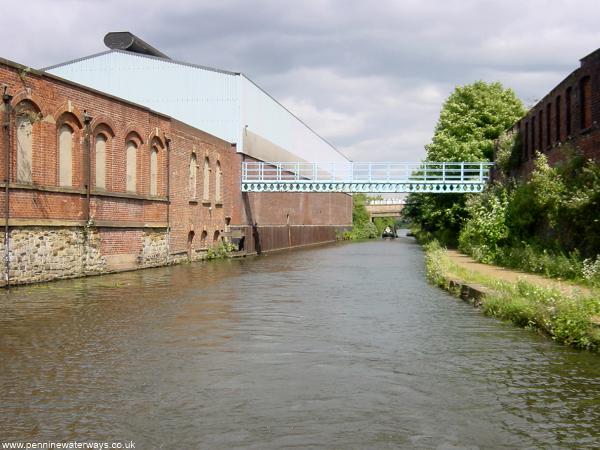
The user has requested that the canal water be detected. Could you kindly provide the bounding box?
[1,237,599,449]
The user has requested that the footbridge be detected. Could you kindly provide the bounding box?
[241,162,493,193]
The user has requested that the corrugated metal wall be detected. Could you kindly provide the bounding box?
[46,50,349,164]
[48,51,241,145]
[240,76,348,164]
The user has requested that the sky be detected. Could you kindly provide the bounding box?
[3,0,600,162]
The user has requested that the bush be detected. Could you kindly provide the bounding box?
[457,151,600,284]
[583,257,600,287]
[343,221,378,240]
[458,185,510,263]
[345,194,379,240]
[206,241,236,260]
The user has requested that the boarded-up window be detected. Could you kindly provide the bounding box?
[580,76,591,129]
[126,141,137,192]
[555,96,561,142]
[215,161,222,202]
[524,121,529,159]
[546,103,551,148]
[189,153,197,199]
[538,110,543,151]
[203,157,210,201]
[566,87,572,136]
[16,115,33,183]
[150,147,158,196]
[531,116,536,152]
[59,124,73,187]
[95,134,106,189]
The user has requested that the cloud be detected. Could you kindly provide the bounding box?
[4,0,600,163]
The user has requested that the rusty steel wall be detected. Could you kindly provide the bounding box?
[234,225,349,254]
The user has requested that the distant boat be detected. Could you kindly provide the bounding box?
[382,226,396,239]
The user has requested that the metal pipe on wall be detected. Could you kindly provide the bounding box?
[83,110,92,224]
[2,87,13,287]
[165,135,171,264]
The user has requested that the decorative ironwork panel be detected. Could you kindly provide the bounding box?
[241,162,493,193]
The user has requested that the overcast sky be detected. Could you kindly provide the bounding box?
[4,0,600,161]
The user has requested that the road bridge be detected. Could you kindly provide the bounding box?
[241,161,493,193]
[365,199,406,221]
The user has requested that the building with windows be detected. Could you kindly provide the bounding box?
[45,32,349,166]
[0,40,352,285]
[507,48,600,177]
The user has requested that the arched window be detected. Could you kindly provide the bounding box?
[215,160,222,203]
[59,124,73,187]
[189,153,197,199]
[150,147,158,196]
[126,140,137,192]
[203,157,210,201]
[188,231,195,259]
[16,114,33,183]
[213,230,220,242]
[95,134,107,189]
[200,230,208,247]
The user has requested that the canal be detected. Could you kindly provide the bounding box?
[1,237,599,449]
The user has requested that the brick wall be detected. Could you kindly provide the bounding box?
[167,119,236,258]
[0,57,353,285]
[508,48,600,177]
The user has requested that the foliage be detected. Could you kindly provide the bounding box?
[373,217,397,236]
[426,81,525,162]
[459,148,600,284]
[582,257,600,287]
[206,241,236,260]
[423,240,448,287]
[424,243,600,352]
[458,184,510,263]
[343,222,378,240]
[494,129,521,178]
[493,245,583,280]
[402,193,466,246]
[405,81,525,242]
[344,193,378,240]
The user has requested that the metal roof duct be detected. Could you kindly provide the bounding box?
[104,32,171,59]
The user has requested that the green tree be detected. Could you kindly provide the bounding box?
[405,81,525,242]
[426,81,525,162]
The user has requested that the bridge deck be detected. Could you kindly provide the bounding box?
[241,162,493,193]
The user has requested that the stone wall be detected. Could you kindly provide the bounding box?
[0,227,102,285]
[139,230,169,268]
[0,226,174,286]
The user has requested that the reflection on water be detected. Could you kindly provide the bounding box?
[1,238,599,449]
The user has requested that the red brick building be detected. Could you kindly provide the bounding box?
[508,48,600,176]
[0,57,352,286]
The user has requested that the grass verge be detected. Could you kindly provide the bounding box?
[424,240,600,352]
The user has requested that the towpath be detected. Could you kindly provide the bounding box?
[445,250,594,298]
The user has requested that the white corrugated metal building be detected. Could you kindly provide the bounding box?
[45,33,348,165]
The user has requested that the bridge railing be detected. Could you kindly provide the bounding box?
[242,161,494,184]
[368,199,406,205]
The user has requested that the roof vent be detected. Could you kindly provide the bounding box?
[104,32,171,59]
